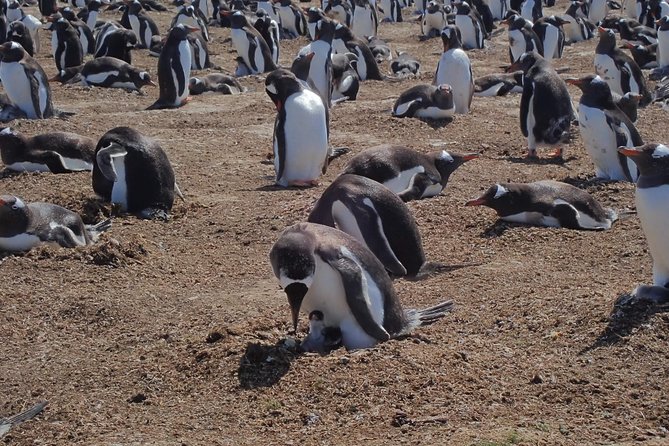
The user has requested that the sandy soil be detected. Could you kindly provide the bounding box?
[1,1,668,445]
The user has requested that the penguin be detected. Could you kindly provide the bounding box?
[265,68,329,187]
[187,31,214,70]
[299,310,343,353]
[94,28,137,64]
[421,1,447,39]
[509,52,573,158]
[294,18,334,107]
[7,20,34,57]
[6,0,23,22]
[367,36,392,63]
[65,57,156,92]
[274,0,308,38]
[622,41,657,69]
[379,0,403,22]
[465,181,619,230]
[95,21,122,55]
[268,222,453,350]
[324,0,352,27]
[0,195,111,252]
[343,144,478,201]
[613,91,641,122]
[333,23,384,81]
[618,143,669,289]
[595,27,652,106]
[532,16,568,61]
[474,71,524,96]
[589,0,613,23]
[147,24,196,110]
[307,174,426,277]
[20,15,42,54]
[519,0,542,22]
[503,13,543,63]
[487,0,507,19]
[331,52,359,101]
[351,0,377,38]
[0,127,94,173]
[567,74,641,181]
[0,41,53,119]
[392,84,455,120]
[38,0,57,17]
[454,1,486,50]
[192,0,213,20]
[434,25,474,114]
[59,7,95,55]
[228,11,277,75]
[305,6,326,41]
[78,0,103,31]
[0,93,27,122]
[123,0,159,49]
[93,126,182,220]
[656,16,669,68]
[470,0,495,34]
[171,4,210,42]
[254,9,280,65]
[617,17,656,45]
[189,73,245,94]
[257,0,282,25]
[391,51,420,77]
[562,2,595,43]
[47,16,84,72]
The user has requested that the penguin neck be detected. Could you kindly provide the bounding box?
[596,37,615,54]
[110,155,128,210]
[580,91,616,109]
[637,172,669,189]
[0,132,26,162]
[0,207,30,237]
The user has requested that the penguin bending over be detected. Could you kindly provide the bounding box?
[228,11,277,75]
[65,57,155,92]
[189,73,245,94]
[391,51,420,77]
[94,28,137,63]
[434,25,474,114]
[269,222,453,350]
[47,16,84,72]
[392,84,455,119]
[474,71,523,96]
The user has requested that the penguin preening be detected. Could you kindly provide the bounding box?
[466,181,619,230]
[307,174,426,277]
[434,25,474,114]
[0,195,111,252]
[228,11,277,75]
[254,9,280,65]
[93,126,183,220]
[392,84,455,120]
[189,73,245,94]
[269,222,453,351]
[47,16,84,72]
[343,144,478,201]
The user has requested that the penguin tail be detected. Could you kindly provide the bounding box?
[606,208,619,223]
[402,300,454,334]
[328,147,351,162]
[87,218,112,242]
[174,182,186,201]
[54,109,76,119]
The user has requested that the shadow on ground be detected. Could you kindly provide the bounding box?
[238,340,300,389]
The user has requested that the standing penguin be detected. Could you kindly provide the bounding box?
[656,16,669,68]
[520,0,542,22]
[434,25,474,114]
[533,15,568,61]
[229,11,277,75]
[561,1,595,43]
[254,9,280,65]
[487,0,507,20]
[78,0,103,30]
[47,16,83,72]
[274,0,308,38]
[351,0,378,38]
[567,74,641,181]
[38,0,57,17]
[509,52,573,158]
[421,1,447,39]
[454,1,486,50]
[95,28,137,63]
[0,41,53,119]
[7,21,34,57]
[147,24,196,110]
[269,222,453,350]
[618,144,669,291]
[325,0,352,27]
[333,23,384,80]
[379,0,403,22]
[392,84,455,119]
[305,6,326,41]
[93,126,182,220]
[308,174,426,277]
[59,7,95,55]
[265,68,329,187]
[595,27,652,106]
[297,18,334,107]
[503,13,543,62]
[171,4,210,41]
[123,0,160,49]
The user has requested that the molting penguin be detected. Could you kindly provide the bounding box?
[466,181,619,230]
[331,52,359,101]
[434,25,474,114]
[474,71,524,96]
[95,28,137,63]
[147,24,196,110]
[93,126,182,220]
[254,9,280,64]
[503,13,543,63]
[619,143,669,291]
[509,52,573,158]
[266,68,329,187]
[0,41,53,119]
[229,11,277,75]
[0,127,94,173]
[0,195,111,252]
[7,21,34,57]
[47,16,84,72]
[65,57,155,92]
[567,74,641,181]
[123,0,159,49]
[454,1,486,49]
[189,73,245,94]
[391,51,420,77]
[343,144,478,201]
[269,222,453,350]
[307,174,426,277]
[532,15,568,61]
[367,36,392,63]
[392,84,455,120]
[351,0,378,38]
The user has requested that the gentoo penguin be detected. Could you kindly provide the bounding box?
[589,0,614,23]
[78,0,103,30]
[296,18,334,107]
[392,84,455,119]
[567,75,641,181]
[533,16,568,61]
[38,0,57,17]
[487,0,507,19]
[95,28,137,64]
[519,0,542,22]
[0,195,111,252]
[257,0,282,25]
[254,9,280,65]
[192,0,213,20]
[474,71,524,96]
[466,181,619,230]
[307,174,426,276]
[6,0,23,22]
[0,41,53,119]
[324,0,352,27]
[421,0,447,39]
[379,0,403,22]
[171,4,210,41]
[367,36,392,63]
[612,91,641,122]
[122,0,159,49]
[331,52,359,101]
[187,32,215,70]
[59,7,95,55]
[7,21,34,57]
[343,144,478,201]
[509,52,573,158]
[391,51,420,77]
[229,11,277,75]
[0,127,94,173]
[65,57,156,92]
[19,15,42,54]
[0,93,27,122]
[266,69,329,187]
[351,0,378,38]
[594,27,652,106]
[434,25,474,114]
[332,23,384,80]
[623,41,657,69]
[470,0,495,34]
[503,13,543,63]
[47,17,84,72]
[454,1,486,50]
[618,143,669,290]
[656,16,669,68]
[93,127,182,219]
[147,24,196,110]
[268,222,453,350]
[299,310,343,353]
[95,22,122,55]
[274,0,307,38]
[305,6,326,41]
[562,1,595,43]
[617,17,656,45]
[189,73,245,94]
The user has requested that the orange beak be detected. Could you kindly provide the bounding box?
[462,153,479,161]
[506,60,521,73]
[0,198,5,206]
[565,78,584,86]
[465,197,486,206]
[597,26,607,33]
[618,147,641,157]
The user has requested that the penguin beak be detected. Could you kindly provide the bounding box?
[284,283,308,331]
[306,51,316,62]
[618,147,641,157]
[597,26,607,34]
[221,10,232,16]
[565,78,584,86]
[506,60,521,73]
[461,153,479,162]
[465,196,487,206]
[500,18,510,25]
[147,80,157,87]
[0,198,5,206]
[621,41,635,49]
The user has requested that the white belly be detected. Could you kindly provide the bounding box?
[594,54,623,95]
[502,211,560,227]
[308,41,330,100]
[455,16,477,49]
[110,155,128,211]
[85,70,120,85]
[424,13,445,35]
[659,30,669,68]
[435,50,472,113]
[332,200,366,243]
[0,61,38,118]
[129,15,141,42]
[60,157,93,171]
[543,25,560,60]
[352,9,375,38]
[173,40,191,103]
[278,7,297,35]
[0,233,42,251]
[382,165,425,194]
[354,46,368,80]
[508,29,526,62]
[588,0,607,23]
[414,106,455,119]
[486,0,505,19]
[562,16,581,43]
[636,184,669,286]
[231,28,253,71]
[520,0,535,21]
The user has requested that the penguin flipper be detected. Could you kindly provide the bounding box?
[95,142,127,182]
[548,201,581,229]
[320,248,391,342]
[519,80,533,137]
[27,67,45,119]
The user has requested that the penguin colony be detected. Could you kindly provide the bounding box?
[0,0,669,393]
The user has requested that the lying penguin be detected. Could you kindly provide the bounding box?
[465,180,618,230]
[392,84,455,120]
[189,73,246,95]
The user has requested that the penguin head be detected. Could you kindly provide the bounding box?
[333,22,354,41]
[189,77,205,94]
[619,143,669,176]
[454,1,471,14]
[597,26,617,51]
[0,41,26,63]
[133,70,156,88]
[426,1,442,13]
[227,10,249,29]
[8,21,27,38]
[440,25,462,51]
[290,51,315,82]
[500,13,525,30]
[305,6,324,23]
[507,51,540,74]
[0,195,30,237]
[167,23,199,42]
[466,184,520,213]
[656,16,669,30]
[265,69,302,111]
[566,75,612,105]
[127,0,144,14]
[434,150,479,181]
[314,18,335,42]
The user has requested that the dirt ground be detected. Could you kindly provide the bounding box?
[1,1,669,445]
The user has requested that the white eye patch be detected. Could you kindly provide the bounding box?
[494,184,508,199]
[266,83,278,94]
[652,144,669,158]
[439,150,454,162]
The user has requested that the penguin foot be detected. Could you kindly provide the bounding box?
[548,148,564,159]
[526,150,538,159]
[631,285,669,306]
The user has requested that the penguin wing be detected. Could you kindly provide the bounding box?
[95,142,128,182]
[619,61,632,92]
[318,247,391,342]
[27,66,46,119]
[247,32,260,72]
[519,79,533,137]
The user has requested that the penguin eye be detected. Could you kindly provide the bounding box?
[11,204,18,210]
